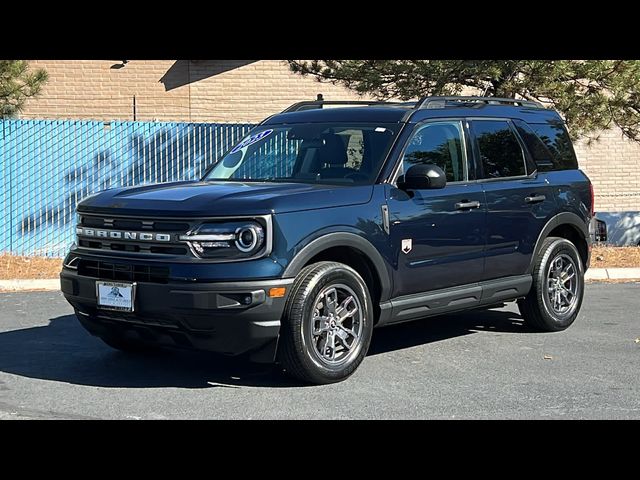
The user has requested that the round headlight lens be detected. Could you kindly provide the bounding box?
[235,224,264,252]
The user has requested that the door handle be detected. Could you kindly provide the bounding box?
[525,194,546,204]
[455,200,481,210]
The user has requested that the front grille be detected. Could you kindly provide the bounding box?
[77,259,169,284]
[77,214,195,257]
[81,216,190,232]
[77,239,188,255]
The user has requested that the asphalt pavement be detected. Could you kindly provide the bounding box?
[0,284,638,419]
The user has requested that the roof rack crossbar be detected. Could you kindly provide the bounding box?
[415,96,543,109]
[282,100,414,113]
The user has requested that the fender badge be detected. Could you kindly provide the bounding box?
[401,239,412,254]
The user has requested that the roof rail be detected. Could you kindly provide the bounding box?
[282,100,413,113]
[415,96,543,109]
[280,96,543,114]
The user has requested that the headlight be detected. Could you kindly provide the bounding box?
[179,217,270,260]
[235,224,264,252]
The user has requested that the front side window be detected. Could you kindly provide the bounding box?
[204,123,397,185]
[473,120,527,179]
[399,121,466,182]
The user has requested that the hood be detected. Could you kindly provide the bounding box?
[77,180,374,217]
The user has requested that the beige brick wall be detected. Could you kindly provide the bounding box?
[18,60,640,212]
[573,128,640,213]
[21,60,371,123]
[188,60,373,122]
[22,60,189,121]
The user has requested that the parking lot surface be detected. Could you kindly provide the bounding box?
[0,284,638,419]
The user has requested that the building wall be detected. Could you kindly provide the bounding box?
[19,59,640,212]
[21,60,372,123]
[573,129,640,213]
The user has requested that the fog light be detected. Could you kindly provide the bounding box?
[268,287,286,298]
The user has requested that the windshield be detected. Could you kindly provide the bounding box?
[203,123,398,185]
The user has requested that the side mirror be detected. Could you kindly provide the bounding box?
[399,164,447,190]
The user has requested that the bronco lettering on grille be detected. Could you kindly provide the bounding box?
[76,227,172,242]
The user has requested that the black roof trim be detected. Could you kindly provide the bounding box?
[281,96,544,114]
[415,96,544,109]
[282,100,415,113]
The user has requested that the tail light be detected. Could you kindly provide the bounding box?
[589,182,595,217]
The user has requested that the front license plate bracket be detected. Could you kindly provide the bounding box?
[96,281,136,312]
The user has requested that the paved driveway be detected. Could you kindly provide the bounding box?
[0,284,638,419]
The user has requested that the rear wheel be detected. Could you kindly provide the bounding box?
[278,261,374,384]
[518,237,584,331]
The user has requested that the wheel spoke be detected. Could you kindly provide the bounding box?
[335,328,353,350]
[324,288,338,316]
[323,332,336,360]
[562,262,574,276]
[336,295,358,323]
[337,323,357,338]
[312,316,331,335]
[554,257,564,274]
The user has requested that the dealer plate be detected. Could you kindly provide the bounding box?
[96,281,135,312]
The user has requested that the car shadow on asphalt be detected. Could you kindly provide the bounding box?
[0,308,531,389]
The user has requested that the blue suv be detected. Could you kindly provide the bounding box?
[61,96,593,384]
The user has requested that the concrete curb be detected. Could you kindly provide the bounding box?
[0,268,639,292]
[585,268,640,281]
[0,279,60,292]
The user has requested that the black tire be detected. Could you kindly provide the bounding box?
[518,236,585,332]
[278,261,374,384]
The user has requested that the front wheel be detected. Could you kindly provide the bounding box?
[278,261,374,384]
[518,237,585,331]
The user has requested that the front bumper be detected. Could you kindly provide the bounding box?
[60,268,293,360]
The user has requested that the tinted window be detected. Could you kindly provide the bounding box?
[528,121,578,170]
[400,121,465,182]
[512,119,551,172]
[474,120,526,179]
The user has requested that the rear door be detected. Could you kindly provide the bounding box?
[469,118,556,280]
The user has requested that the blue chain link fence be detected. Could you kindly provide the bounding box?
[0,119,257,257]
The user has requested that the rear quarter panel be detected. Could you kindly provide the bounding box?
[547,169,592,223]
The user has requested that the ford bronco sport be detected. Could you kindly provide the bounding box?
[61,96,593,384]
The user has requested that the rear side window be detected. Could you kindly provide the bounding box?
[473,120,526,179]
[526,120,578,170]
[512,119,553,170]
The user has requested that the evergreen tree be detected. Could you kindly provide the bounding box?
[1,60,48,117]
[289,60,640,142]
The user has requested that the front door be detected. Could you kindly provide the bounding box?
[386,119,486,297]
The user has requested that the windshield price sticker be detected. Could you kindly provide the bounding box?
[230,129,273,154]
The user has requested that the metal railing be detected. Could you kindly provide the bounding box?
[0,119,257,257]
